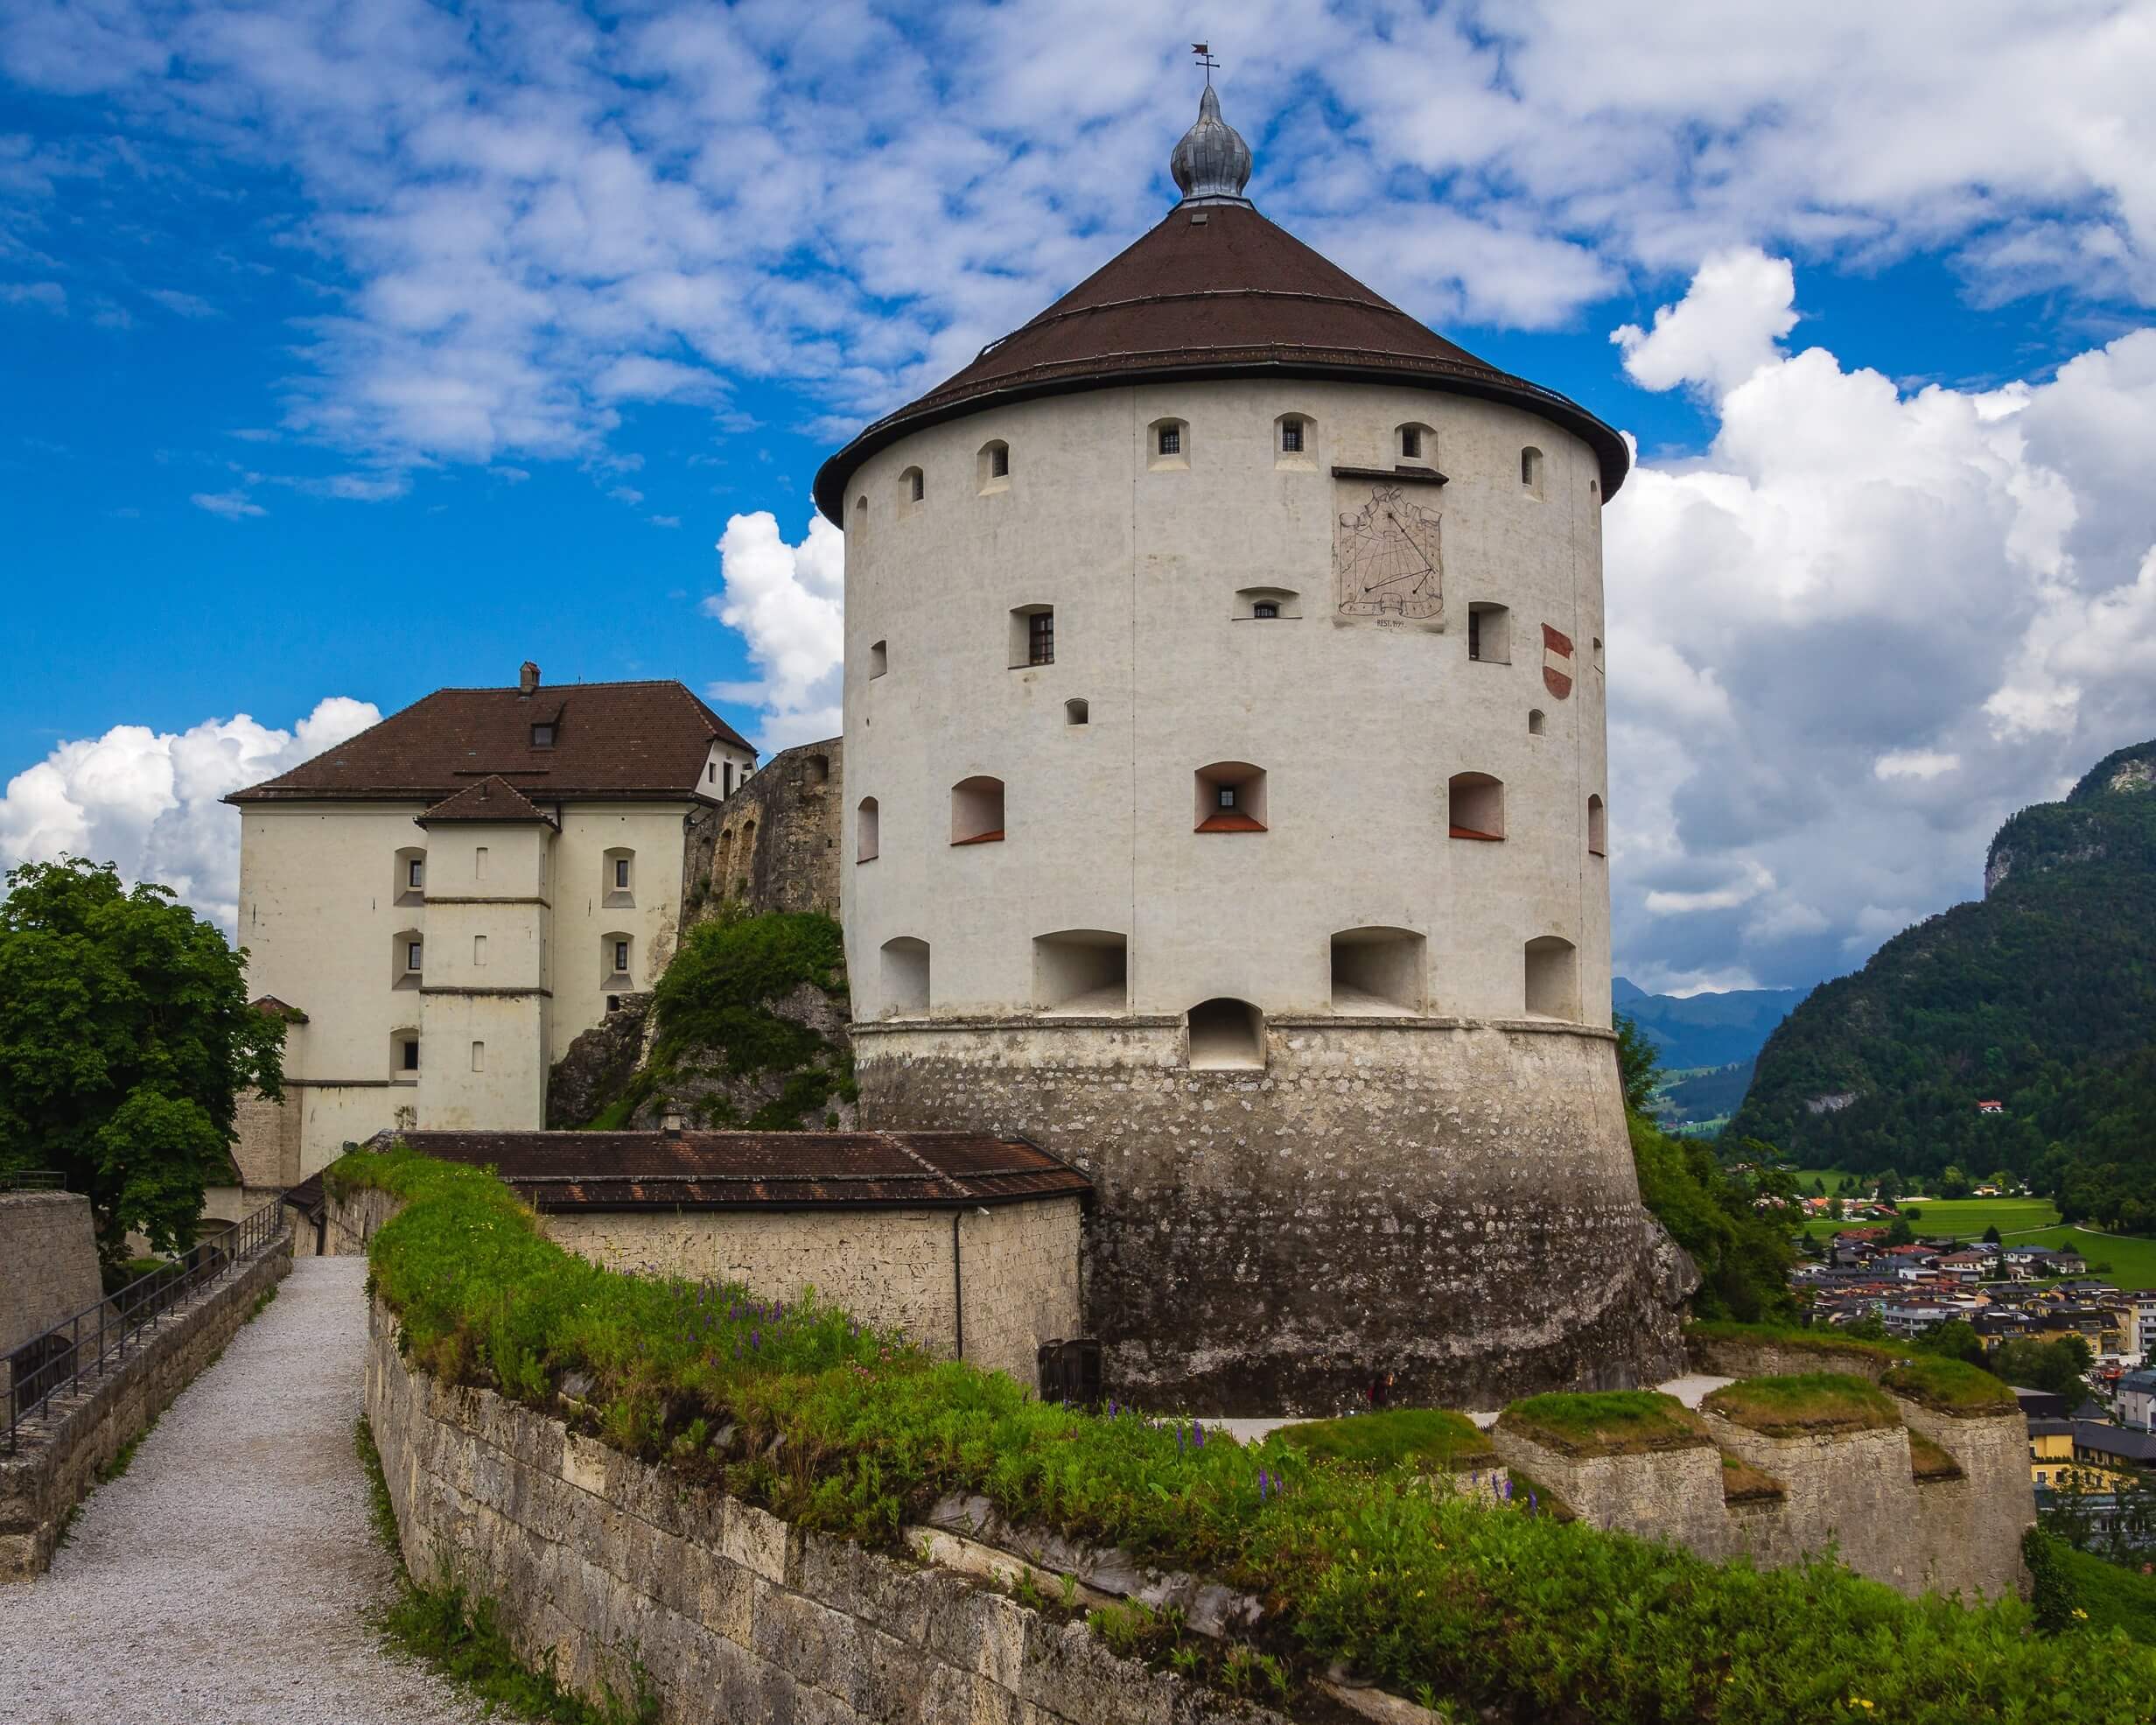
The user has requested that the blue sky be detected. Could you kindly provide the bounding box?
[5,2,2155,993]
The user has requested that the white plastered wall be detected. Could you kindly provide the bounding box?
[840,376,1612,1027]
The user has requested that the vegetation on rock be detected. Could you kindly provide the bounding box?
[340,1145,2156,1719]
[1701,1373,1900,1437]
[1278,1407,1496,1472]
[0,857,286,1268]
[1879,1357,2020,1417]
[1496,1390,1711,1455]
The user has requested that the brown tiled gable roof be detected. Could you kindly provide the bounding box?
[227,678,752,805]
[417,775,557,827]
[815,201,1629,520]
[369,1129,1092,1211]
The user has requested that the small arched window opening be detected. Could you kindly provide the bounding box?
[1194,762,1267,832]
[950,776,1005,845]
[1010,605,1054,668]
[1587,795,1607,858]
[1528,709,1546,737]
[394,846,426,906]
[899,466,924,515]
[1034,929,1128,1013]
[869,638,888,678]
[1397,423,1436,466]
[1149,417,1189,471]
[393,1033,420,1077]
[1524,936,1579,1020]
[1275,413,1315,467]
[1187,998,1264,1070]
[733,818,756,894]
[603,847,635,906]
[1330,927,1426,1016]
[1448,773,1504,840]
[856,796,880,863]
[1234,586,1300,621]
[1592,636,1606,672]
[809,753,830,785]
[393,929,423,988]
[881,936,930,1015]
[1467,602,1511,663]
[1065,698,1089,726]
[603,932,634,986]
[1520,446,1544,495]
[978,439,1011,493]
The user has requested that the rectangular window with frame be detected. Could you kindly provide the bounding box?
[531,723,555,747]
[1401,427,1422,459]
[1280,419,1304,452]
[401,1040,420,1072]
[406,940,423,972]
[407,858,424,889]
[614,939,630,974]
[1028,609,1055,666]
[614,858,630,889]
[1158,424,1180,456]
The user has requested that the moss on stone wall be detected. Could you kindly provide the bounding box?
[571,910,854,1132]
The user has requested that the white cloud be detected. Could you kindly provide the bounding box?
[0,698,382,935]
[704,511,844,748]
[1,278,65,312]
[1606,260,2156,988]
[1613,248,1797,397]
[190,489,264,519]
[145,286,219,318]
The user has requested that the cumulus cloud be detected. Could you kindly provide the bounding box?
[1606,264,2156,988]
[704,512,844,748]
[190,489,264,519]
[0,698,382,935]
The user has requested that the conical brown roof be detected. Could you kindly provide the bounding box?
[814,200,1628,519]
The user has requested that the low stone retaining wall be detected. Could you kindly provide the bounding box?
[1487,1389,2031,1600]
[0,1238,290,1581]
[366,1297,1295,1725]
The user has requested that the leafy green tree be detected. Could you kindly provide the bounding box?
[1874,1169,1903,1203]
[1613,1011,1660,1117]
[1993,1336,2096,1399]
[1918,1321,1986,1364]
[1939,1164,1971,1197]
[1844,1312,1888,1342]
[1830,1194,1845,1220]
[1628,1117,1797,1325]
[1885,1217,1916,1247]
[1983,1224,2003,1244]
[0,859,284,1268]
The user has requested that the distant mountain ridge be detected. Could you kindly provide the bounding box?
[1728,737,2156,1185]
[1611,977,1806,1071]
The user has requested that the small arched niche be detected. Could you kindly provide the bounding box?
[1524,936,1578,1020]
[602,931,634,986]
[602,846,634,906]
[853,494,868,530]
[1587,794,1607,858]
[1467,602,1510,663]
[392,929,423,988]
[978,439,1011,494]
[1274,412,1316,470]
[856,796,880,863]
[1148,417,1189,472]
[1194,761,1266,832]
[1065,698,1090,726]
[881,936,930,1015]
[1396,423,1437,466]
[393,846,426,906]
[1448,773,1504,840]
[1233,586,1301,621]
[808,752,830,785]
[898,466,925,515]
[950,776,1005,845]
[1034,929,1128,1013]
[1187,997,1264,1070]
[1330,927,1426,1015]
[869,638,888,678]
[1520,446,1544,497]
[1528,709,1547,737]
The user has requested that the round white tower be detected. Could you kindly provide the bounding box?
[816,93,1684,1413]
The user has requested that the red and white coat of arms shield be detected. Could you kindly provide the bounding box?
[1543,625,1574,699]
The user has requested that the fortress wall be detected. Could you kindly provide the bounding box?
[366,1297,1292,1725]
[0,1192,102,1365]
[1486,1427,1732,1559]
[1893,1399,2033,1599]
[692,740,843,920]
[1684,1333,1891,1384]
[857,1014,1688,1413]
[1703,1419,1928,1591]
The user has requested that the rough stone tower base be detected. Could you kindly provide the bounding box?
[857,1015,1689,1415]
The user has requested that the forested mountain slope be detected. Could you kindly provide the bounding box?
[1611,977,1803,1069]
[1727,740,2156,1218]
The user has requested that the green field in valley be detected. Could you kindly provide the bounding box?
[1798,1196,2061,1241]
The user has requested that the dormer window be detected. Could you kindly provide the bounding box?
[531,723,555,748]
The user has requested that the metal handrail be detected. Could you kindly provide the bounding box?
[1,1169,66,1191]
[4,1195,288,1451]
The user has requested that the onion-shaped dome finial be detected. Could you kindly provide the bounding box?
[1170,85,1253,206]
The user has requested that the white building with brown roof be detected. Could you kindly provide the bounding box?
[224,663,754,1189]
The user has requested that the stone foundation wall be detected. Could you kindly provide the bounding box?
[0,1240,289,1581]
[857,1014,1689,1414]
[232,1083,304,1190]
[1684,1332,1894,1384]
[0,1191,102,1365]
[366,1298,1289,1725]
[1487,1394,2031,1600]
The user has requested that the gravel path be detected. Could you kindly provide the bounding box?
[0,1256,477,1725]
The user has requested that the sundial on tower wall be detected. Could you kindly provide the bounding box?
[1334,482,1444,629]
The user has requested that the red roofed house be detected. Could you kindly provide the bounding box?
[223,663,755,1193]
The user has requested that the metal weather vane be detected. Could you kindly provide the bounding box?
[1192,43,1219,84]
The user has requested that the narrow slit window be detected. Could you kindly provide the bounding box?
[407,857,424,889]
[991,444,1009,477]
[401,1039,420,1072]
[1401,427,1421,459]
[405,939,424,972]
[470,1041,485,1073]
[909,469,924,501]
[613,938,630,974]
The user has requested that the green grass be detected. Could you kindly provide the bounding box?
[1907,1435,1964,1483]
[339,1144,2156,1724]
[1702,1373,1901,1437]
[2045,1227,2156,1290]
[1684,1319,1901,1374]
[355,1418,656,1724]
[1799,1196,2062,1240]
[1277,1408,1495,1472]
[1788,1168,1863,1196]
[1494,1391,1710,1456]
[2057,1543,2156,1644]
[1881,1357,2019,1417]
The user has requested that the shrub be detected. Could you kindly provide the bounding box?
[1703,1374,1901,1437]
[345,1146,2156,1723]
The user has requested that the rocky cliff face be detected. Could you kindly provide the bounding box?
[685,739,842,923]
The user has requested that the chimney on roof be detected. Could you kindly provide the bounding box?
[518,661,540,695]
[662,1109,684,1138]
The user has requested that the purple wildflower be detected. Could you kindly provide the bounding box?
[751,1329,761,1350]
[1530,1491,1538,1515]
[1194,1422,1205,1449]
[1502,1477,1513,1502]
